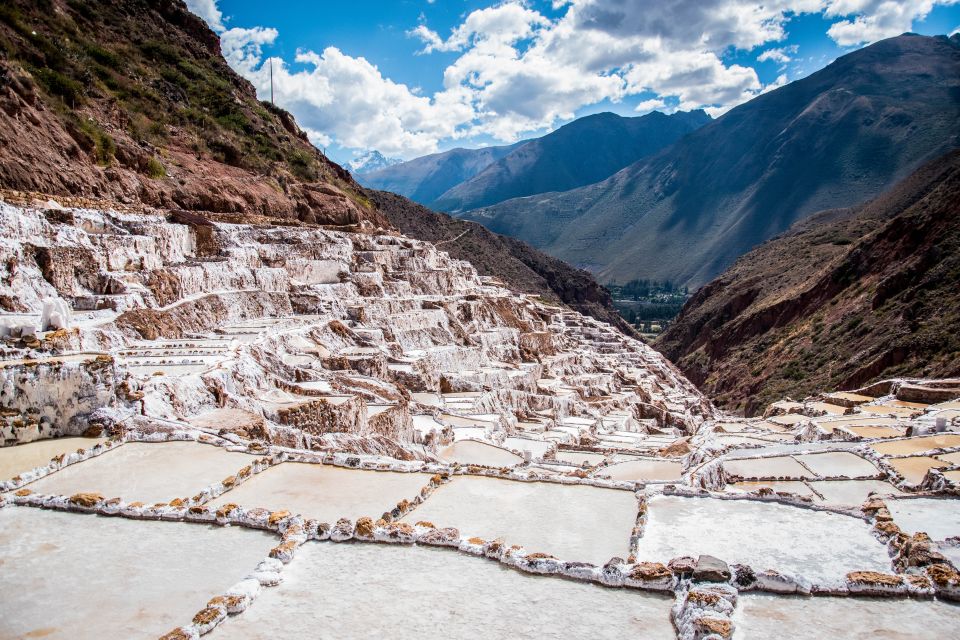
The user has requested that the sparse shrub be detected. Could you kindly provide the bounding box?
[145,156,165,179]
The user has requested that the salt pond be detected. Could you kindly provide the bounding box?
[723,456,812,479]
[0,506,273,639]
[635,496,891,584]
[731,594,960,639]
[403,475,637,564]
[794,452,879,478]
[600,458,683,482]
[885,497,960,540]
[24,441,255,504]
[438,440,523,466]
[207,462,430,522]
[0,436,107,482]
[213,542,676,640]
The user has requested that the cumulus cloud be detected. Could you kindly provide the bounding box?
[184,0,225,32]
[189,0,959,157]
[825,0,959,46]
[757,44,799,63]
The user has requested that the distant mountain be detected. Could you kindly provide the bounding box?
[434,110,710,213]
[367,189,637,337]
[348,150,401,175]
[656,149,960,415]
[463,34,960,288]
[356,142,524,205]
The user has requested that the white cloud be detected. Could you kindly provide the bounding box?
[197,0,959,157]
[825,0,959,46]
[757,44,799,63]
[634,98,668,114]
[184,0,225,32]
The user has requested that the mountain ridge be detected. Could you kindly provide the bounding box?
[433,109,710,213]
[656,148,960,415]
[463,33,960,288]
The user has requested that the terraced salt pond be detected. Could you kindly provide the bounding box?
[885,497,960,540]
[213,542,676,639]
[723,456,812,479]
[555,450,607,466]
[23,441,255,503]
[0,506,274,639]
[807,479,902,505]
[207,462,430,522]
[731,594,960,639]
[635,496,891,584]
[871,434,960,456]
[886,456,949,484]
[794,452,879,477]
[403,476,638,564]
[600,458,683,482]
[0,436,107,481]
[438,440,523,466]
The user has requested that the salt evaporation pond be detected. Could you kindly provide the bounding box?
[0,506,274,639]
[601,458,683,482]
[0,436,106,481]
[731,594,960,639]
[887,456,949,484]
[807,479,902,505]
[24,441,255,503]
[213,542,676,640]
[555,450,607,465]
[207,462,430,522]
[635,496,891,584]
[794,452,879,477]
[885,497,960,540]
[723,456,812,479]
[438,440,523,466]
[403,476,637,564]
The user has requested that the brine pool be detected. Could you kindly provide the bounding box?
[0,506,273,639]
[731,594,960,639]
[23,441,257,504]
[402,475,638,564]
[207,462,431,522]
[635,496,891,584]
[0,436,107,482]
[212,542,676,640]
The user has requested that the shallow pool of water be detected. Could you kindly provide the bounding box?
[25,441,256,504]
[723,456,812,479]
[807,479,902,505]
[635,496,891,584]
[871,435,960,457]
[403,475,637,564]
[213,542,676,639]
[794,452,879,478]
[728,480,814,497]
[731,594,960,639]
[885,497,960,540]
[207,462,430,522]
[439,440,523,467]
[886,456,949,484]
[0,437,107,482]
[0,506,274,639]
[555,450,607,466]
[601,458,682,482]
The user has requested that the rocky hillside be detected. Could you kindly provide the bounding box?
[0,0,639,334]
[464,34,960,288]
[656,149,960,415]
[433,110,709,213]
[369,189,637,337]
[0,0,385,227]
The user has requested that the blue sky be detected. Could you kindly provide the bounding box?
[187,1,960,165]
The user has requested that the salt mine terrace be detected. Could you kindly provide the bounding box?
[0,199,959,637]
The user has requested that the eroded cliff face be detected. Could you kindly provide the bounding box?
[0,194,711,454]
